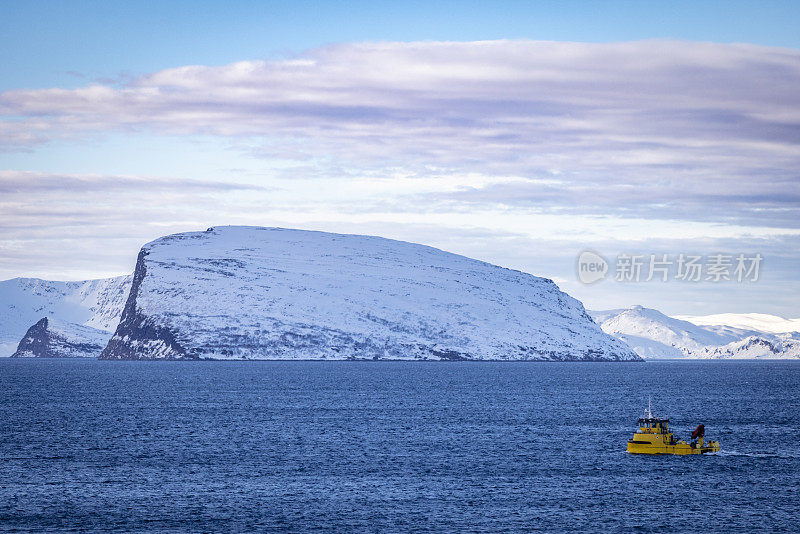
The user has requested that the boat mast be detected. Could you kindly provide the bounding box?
[648,395,652,419]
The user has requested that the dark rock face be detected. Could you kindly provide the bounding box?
[11,318,52,358]
[11,317,108,358]
[100,249,190,360]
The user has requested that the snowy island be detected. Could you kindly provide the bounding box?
[99,226,638,361]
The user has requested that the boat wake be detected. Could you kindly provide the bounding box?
[717,450,798,459]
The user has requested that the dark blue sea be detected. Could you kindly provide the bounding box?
[1,359,798,532]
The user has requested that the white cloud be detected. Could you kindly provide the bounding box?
[1,39,798,227]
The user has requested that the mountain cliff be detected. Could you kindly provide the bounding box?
[11,317,109,358]
[100,226,639,361]
[0,276,132,356]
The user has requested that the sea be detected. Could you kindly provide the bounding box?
[1,359,798,532]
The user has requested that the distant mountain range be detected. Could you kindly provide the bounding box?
[672,313,800,334]
[590,306,800,359]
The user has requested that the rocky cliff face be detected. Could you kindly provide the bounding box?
[100,226,640,361]
[12,317,109,358]
[0,275,132,356]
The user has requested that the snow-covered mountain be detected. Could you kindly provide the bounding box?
[0,276,132,356]
[100,226,640,361]
[691,335,800,359]
[673,313,800,334]
[591,306,800,359]
[587,309,626,325]
[590,306,735,358]
[11,317,110,358]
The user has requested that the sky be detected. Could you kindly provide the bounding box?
[1,0,798,317]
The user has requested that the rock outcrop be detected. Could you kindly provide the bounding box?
[12,317,109,358]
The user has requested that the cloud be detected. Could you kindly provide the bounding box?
[1,39,798,229]
[0,170,266,194]
[0,170,277,280]
[0,171,798,317]
[430,176,800,228]
[0,170,271,262]
[3,40,799,149]
[1,40,799,316]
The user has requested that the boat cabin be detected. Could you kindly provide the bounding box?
[637,417,670,434]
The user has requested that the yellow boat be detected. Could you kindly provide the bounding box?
[626,400,720,455]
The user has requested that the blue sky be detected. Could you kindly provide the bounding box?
[3,0,800,90]
[1,1,798,317]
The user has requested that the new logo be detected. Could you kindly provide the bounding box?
[577,250,609,284]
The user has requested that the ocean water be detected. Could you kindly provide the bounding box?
[0,359,798,532]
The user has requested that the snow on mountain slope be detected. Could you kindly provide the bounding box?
[100,226,640,361]
[601,334,685,359]
[691,336,800,359]
[691,323,774,341]
[0,276,132,356]
[592,306,736,358]
[587,309,626,325]
[11,317,109,358]
[593,306,800,359]
[673,313,800,334]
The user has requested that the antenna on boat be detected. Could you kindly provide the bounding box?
[648,395,652,418]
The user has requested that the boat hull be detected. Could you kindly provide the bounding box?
[627,439,720,455]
